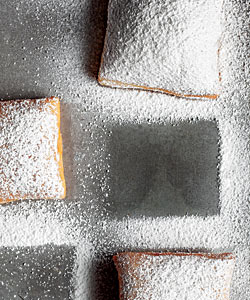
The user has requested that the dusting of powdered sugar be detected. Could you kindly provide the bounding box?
[0,0,248,299]
[99,0,223,97]
[114,252,235,300]
[0,97,65,201]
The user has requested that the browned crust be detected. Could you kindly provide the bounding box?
[113,251,235,261]
[113,255,125,300]
[98,76,219,99]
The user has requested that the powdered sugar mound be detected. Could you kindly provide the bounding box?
[115,252,235,300]
[99,0,223,97]
[0,97,65,201]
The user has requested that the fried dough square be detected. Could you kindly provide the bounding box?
[114,252,235,300]
[99,0,223,99]
[0,97,66,203]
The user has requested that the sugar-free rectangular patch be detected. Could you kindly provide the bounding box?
[106,120,220,217]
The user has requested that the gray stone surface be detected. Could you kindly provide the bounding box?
[0,0,248,299]
[0,245,75,300]
[107,120,220,217]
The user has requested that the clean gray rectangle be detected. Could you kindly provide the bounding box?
[106,120,220,218]
[0,245,75,300]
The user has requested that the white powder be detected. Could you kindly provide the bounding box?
[99,0,223,98]
[114,252,235,300]
[0,0,248,299]
[0,97,65,201]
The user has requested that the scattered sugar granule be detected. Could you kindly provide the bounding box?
[99,0,223,99]
[0,97,65,202]
[114,252,235,300]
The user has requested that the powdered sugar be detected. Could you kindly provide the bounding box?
[114,252,235,300]
[99,0,223,98]
[0,0,248,299]
[0,97,65,201]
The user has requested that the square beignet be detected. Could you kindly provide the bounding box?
[113,252,235,300]
[0,97,66,203]
[99,0,223,99]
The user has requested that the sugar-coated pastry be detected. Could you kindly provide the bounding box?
[113,252,235,300]
[0,97,66,203]
[99,0,223,99]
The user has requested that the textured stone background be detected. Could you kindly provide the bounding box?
[0,0,249,299]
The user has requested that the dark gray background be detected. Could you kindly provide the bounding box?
[0,0,249,299]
